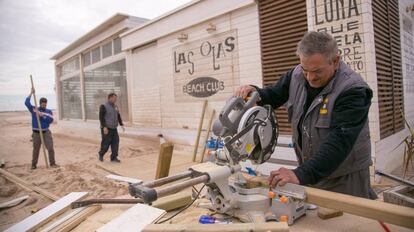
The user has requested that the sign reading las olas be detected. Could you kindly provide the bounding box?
[172,30,239,102]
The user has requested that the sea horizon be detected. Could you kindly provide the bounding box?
[0,94,57,112]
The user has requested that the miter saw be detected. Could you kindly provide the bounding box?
[128,92,307,225]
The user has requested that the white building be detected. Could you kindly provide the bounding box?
[51,0,414,174]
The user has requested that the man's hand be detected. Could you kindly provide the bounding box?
[29,87,35,97]
[37,111,45,117]
[103,127,109,135]
[121,126,125,132]
[235,85,256,99]
[268,167,300,187]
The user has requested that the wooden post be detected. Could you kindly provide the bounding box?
[30,75,49,168]
[155,142,174,179]
[192,100,207,162]
[200,109,215,163]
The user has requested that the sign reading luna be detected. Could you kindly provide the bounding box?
[172,30,239,102]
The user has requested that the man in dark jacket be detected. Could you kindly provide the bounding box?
[25,88,57,169]
[98,93,124,162]
[236,31,376,199]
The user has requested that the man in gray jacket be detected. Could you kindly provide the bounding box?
[236,31,376,199]
[98,93,125,163]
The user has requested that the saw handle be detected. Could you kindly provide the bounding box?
[214,91,260,137]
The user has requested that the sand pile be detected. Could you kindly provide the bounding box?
[0,111,159,230]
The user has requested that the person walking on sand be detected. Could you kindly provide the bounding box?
[98,93,125,163]
[25,87,58,169]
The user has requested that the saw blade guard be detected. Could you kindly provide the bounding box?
[237,105,278,164]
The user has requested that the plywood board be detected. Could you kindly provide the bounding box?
[5,192,88,232]
[96,204,166,232]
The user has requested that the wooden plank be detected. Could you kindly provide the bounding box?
[0,168,59,201]
[241,173,414,228]
[5,192,88,232]
[40,207,86,232]
[106,174,142,184]
[155,142,174,179]
[317,207,343,220]
[44,205,101,232]
[152,191,192,212]
[0,195,29,209]
[142,222,289,232]
[192,100,207,162]
[96,204,166,232]
[305,186,414,229]
[200,109,215,163]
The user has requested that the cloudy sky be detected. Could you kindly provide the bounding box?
[0,0,192,96]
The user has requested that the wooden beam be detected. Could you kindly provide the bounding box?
[0,168,58,201]
[142,222,289,232]
[305,186,414,229]
[192,100,208,162]
[200,109,215,163]
[155,142,174,179]
[5,192,88,232]
[241,173,414,229]
[30,75,49,168]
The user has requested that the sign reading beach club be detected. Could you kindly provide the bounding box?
[172,30,239,102]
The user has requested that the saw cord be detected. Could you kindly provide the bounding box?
[156,184,206,224]
[378,221,391,232]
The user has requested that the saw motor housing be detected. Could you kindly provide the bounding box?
[212,91,278,164]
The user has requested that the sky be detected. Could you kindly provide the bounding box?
[0,0,192,96]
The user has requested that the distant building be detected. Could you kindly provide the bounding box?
[51,0,414,173]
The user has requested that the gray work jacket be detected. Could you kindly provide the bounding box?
[287,61,372,179]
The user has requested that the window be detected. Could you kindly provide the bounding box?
[373,0,404,139]
[84,59,128,120]
[60,57,79,76]
[91,47,101,64]
[60,76,82,119]
[113,37,122,54]
[102,41,113,59]
[83,52,91,67]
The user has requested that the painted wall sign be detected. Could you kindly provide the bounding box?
[312,0,365,73]
[172,30,239,102]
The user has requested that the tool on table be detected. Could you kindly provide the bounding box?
[199,215,231,224]
[128,92,307,225]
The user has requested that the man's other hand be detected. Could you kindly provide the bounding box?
[235,85,256,99]
[268,167,300,187]
[103,127,109,135]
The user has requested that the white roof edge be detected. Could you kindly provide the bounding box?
[120,0,202,38]
[51,13,148,60]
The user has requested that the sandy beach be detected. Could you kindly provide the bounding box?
[0,111,159,230]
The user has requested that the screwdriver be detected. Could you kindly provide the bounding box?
[199,215,231,224]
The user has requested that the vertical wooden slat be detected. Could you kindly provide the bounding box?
[373,0,404,139]
[257,0,308,135]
